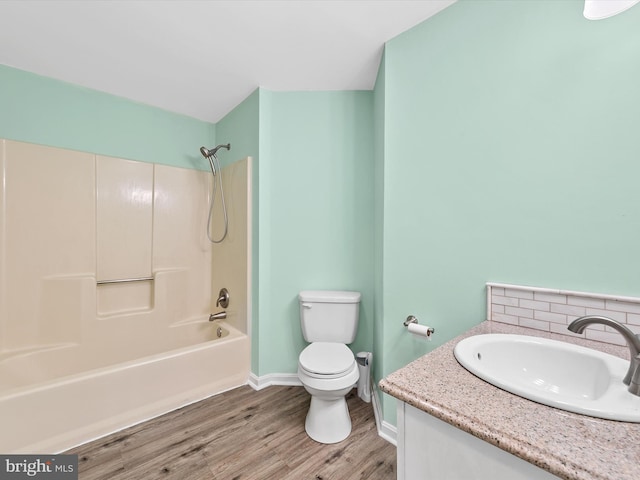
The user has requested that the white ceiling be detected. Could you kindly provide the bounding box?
[0,1,455,123]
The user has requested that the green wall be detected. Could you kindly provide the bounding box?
[216,89,375,377]
[254,90,375,375]
[377,0,640,424]
[0,65,215,168]
[215,89,261,373]
[373,53,387,389]
[215,89,260,170]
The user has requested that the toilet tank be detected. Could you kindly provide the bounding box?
[299,290,361,343]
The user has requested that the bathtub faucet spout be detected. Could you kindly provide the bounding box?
[209,311,227,321]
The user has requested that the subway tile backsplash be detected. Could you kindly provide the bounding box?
[487,283,640,347]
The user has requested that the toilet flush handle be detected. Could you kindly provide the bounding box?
[302,303,313,309]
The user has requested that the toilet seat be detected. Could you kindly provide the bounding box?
[298,342,355,379]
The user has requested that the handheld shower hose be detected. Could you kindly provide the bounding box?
[199,144,231,243]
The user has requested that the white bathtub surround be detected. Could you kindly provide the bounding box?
[96,155,154,282]
[487,282,640,348]
[210,157,252,337]
[0,140,252,453]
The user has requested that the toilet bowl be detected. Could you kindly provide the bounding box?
[298,342,359,444]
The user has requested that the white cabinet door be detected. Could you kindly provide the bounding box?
[399,402,560,480]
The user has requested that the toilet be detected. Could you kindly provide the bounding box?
[297,290,361,444]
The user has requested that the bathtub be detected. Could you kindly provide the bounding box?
[0,320,250,454]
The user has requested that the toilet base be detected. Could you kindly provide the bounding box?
[305,395,352,444]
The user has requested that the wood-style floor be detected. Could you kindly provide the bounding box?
[66,385,396,480]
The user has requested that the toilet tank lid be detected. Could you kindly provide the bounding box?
[299,290,361,303]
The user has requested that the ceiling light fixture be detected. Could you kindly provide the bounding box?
[584,0,640,19]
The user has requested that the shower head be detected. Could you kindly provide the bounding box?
[200,143,231,159]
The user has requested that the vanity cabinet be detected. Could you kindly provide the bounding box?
[381,321,638,480]
[397,402,560,480]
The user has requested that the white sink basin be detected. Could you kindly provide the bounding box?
[454,334,640,422]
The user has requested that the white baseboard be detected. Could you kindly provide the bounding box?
[248,371,397,446]
[247,372,302,391]
[372,386,397,446]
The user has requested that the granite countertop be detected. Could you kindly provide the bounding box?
[379,321,640,480]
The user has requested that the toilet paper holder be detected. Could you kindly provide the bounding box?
[403,315,435,337]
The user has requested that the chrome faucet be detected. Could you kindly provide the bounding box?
[209,311,227,321]
[568,315,640,396]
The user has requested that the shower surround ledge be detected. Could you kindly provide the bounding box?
[379,321,640,480]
